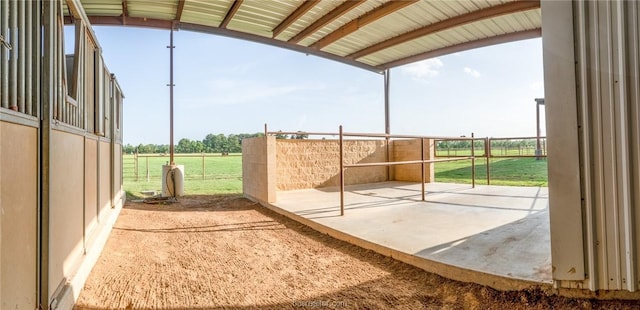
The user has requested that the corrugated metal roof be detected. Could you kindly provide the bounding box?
[64,0,542,72]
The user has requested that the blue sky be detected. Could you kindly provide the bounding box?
[83,26,544,145]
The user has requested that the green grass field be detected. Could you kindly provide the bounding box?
[123,154,548,197]
[123,154,242,197]
[434,157,548,187]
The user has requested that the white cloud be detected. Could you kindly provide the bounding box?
[401,58,444,80]
[297,114,308,129]
[529,81,544,91]
[184,79,325,107]
[464,67,481,78]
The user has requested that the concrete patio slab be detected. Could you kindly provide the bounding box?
[263,182,552,291]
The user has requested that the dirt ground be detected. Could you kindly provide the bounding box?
[75,195,638,310]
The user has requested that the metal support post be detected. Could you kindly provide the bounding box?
[421,137,425,201]
[471,133,475,188]
[535,98,545,160]
[168,28,175,165]
[339,125,345,216]
[485,137,491,185]
[384,69,391,180]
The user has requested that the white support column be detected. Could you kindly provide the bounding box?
[541,0,585,284]
[543,0,640,292]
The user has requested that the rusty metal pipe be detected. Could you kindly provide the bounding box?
[26,0,33,115]
[168,28,175,165]
[33,0,40,117]
[486,137,491,185]
[471,132,475,188]
[18,0,25,112]
[9,0,17,110]
[421,137,425,201]
[339,125,344,216]
[0,0,7,109]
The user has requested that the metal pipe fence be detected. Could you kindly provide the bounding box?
[1,0,40,116]
[435,136,547,185]
[266,124,477,216]
[123,153,242,182]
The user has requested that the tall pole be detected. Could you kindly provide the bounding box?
[384,69,391,180]
[168,28,175,165]
[384,69,390,135]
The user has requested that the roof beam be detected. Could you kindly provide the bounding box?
[180,22,381,73]
[311,0,418,50]
[220,0,243,29]
[272,0,320,38]
[65,15,175,29]
[121,0,129,24]
[288,0,365,44]
[349,0,540,59]
[378,28,541,70]
[176,0,186,21]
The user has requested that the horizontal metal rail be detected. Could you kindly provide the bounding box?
[335,125,478,216]
[344,156,473,168]
[135,153,241,158]
[266,124,478,141]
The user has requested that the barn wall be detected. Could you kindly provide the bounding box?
[99,140,112,218]
[84,137,98,239]
[0,120,38,309]
[49,129,85,296]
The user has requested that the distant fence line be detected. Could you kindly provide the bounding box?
[123,153,241,182]
[435,137,547,158]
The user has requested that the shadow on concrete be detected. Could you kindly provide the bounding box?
[414,209,552,281]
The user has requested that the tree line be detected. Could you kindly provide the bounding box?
[436,139,542,150]
[124,132,311,154]
[123,133,264,154]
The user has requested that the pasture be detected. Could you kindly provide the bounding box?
[122,153,548,197]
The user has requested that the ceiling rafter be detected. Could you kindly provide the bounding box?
[178,22,381,73]
[62,14,381,73]
[272,0,320,39]
[220,0,244,29]
[121,0,128,24]
[378,28,541,70]
[311,0,418,50]
[349,0,540,59]
[175,0,185,22]
[288,0,365,44]
[66,15,175,29]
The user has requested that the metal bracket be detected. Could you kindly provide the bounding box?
[0,34,12,50]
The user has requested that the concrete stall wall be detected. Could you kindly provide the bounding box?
[276,139,388,191]
[99,141,112,217]
[242,136,276,203]
[113,145,123,209]
[392,139,435,183]
[49,129,86,295]
[542,1,640,292]
[0,121,38,309]
[84,138,99,238]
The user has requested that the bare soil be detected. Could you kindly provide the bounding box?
[75,195,638,310]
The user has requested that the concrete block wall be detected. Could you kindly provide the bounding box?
[242,137,276,203]
[276,139,388,191]
[392,139,435,183]
[242,137,437,201]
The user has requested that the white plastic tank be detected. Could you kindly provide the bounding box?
[161,164,185,197]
